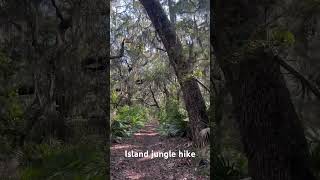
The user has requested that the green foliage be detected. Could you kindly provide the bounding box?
[0,51,24,149]
[192,69,204,78]
[110,90,119,107]
[212,152,247,180]
[18,138,106,180]
[271,28,295,46]
[157,98,188,137]
[112,105,148,138]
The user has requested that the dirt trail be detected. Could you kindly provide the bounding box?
[111,122,208,180]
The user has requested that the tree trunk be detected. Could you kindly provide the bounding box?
[181,78,209,145]
[212,0,316,179]
[139,0,208,145]
[234,52,315,180]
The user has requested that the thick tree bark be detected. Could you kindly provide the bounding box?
[235,52,314,180]
[212,0,316,179]
[139,0,208,145]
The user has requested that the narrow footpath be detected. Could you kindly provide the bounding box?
[110,122,208,180]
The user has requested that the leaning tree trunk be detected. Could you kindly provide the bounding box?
[212,0,316,179]
[139,0,208,146]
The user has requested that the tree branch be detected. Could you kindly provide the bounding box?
[195,78,210,93]
[51,0,65,22]
[275,56,320,100]
[156,47,166,52]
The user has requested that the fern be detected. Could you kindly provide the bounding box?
[111,105,148,138]
[212,153,243,180]
[157,98,188,137]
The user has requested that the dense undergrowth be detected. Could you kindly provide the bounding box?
[18,137,106,180]
[110,98,190,140]
[0,136,107,180]
[157,98,189,137]
[111,105,148,138]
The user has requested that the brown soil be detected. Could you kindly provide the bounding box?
[110,122,208,180]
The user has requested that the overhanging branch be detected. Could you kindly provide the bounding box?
[195,78,210,93]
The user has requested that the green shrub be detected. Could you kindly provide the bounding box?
[111,105,148,138]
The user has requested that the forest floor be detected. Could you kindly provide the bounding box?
[110,121,208,180]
